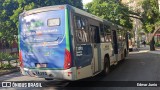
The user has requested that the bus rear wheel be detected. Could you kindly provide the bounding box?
[101,57,110,76]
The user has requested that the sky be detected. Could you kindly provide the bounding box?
[82,0,93,5]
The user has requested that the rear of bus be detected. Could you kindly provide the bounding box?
[18,5,75,80]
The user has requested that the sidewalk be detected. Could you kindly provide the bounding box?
[134,45,160,55]
[149,48,160,54]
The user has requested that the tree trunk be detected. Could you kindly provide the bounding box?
[150,38,155,51]
[148,26,160,51]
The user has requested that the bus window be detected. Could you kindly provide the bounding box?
[90,26,100,43]
[121,30,124,41]
[75,15,89,43]
[104,25,111,42]
[75,16,81,29]
[118,29,126,41]
[100,24,105,43]
[122,31,126,41]
[47,18,60,26]
[81,18,86,28]
[106,34,111,42]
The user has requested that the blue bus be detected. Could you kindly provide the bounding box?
[19,5,129,81]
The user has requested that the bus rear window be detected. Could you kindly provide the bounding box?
[48,18,60,26]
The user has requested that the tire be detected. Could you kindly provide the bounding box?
[101,57,110,76]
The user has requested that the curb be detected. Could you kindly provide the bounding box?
[130,50,160,55]
[149,51,160,55]
[0,67,20,76]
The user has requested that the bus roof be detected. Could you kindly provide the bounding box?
[69,5,123,30]
[20,4,104,21]
[20,5,67,17]
[20,4,103,21]
[20,4,126,30]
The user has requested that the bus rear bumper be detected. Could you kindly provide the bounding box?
[20,67,77,81]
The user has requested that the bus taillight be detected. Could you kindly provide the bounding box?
[64,49,72,70]
[19,51,23,67]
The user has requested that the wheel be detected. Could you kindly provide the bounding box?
[101,57,110,76]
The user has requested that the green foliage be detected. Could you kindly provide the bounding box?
[0,52,6,60]
[0,52,11,60]
[0,0,83,42]
[0,52,18,69]
[12,54,18,59]
[1,63,13,69]
[141,0,160,33]
[155,42,160,47]
[0,52,18,60]
[85,0,133,29]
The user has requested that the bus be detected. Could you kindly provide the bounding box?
[18,4,129,81]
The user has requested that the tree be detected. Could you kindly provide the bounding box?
[0,0,83,45]
[85,0,133,29]
[86,0,160,51]
[0,0,18,45]
[140,0,160,51]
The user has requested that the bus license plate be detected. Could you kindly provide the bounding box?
[36,63,47,68]
[35,71,47,76]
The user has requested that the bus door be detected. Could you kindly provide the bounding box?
[112,30,118,61]
[90,25,101,73]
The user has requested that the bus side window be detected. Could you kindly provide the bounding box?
[104,25,111,42]
[75,15,89,43]
[118,29,124,42]
[94,27,100,43]
[122,31,126,41]
[75,16,81,29]
[89,27,94,43]
[100,24,105,43]
[117,29,121,41]
[90,26,100,43]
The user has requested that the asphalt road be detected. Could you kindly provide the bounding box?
[1,51,160,90]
